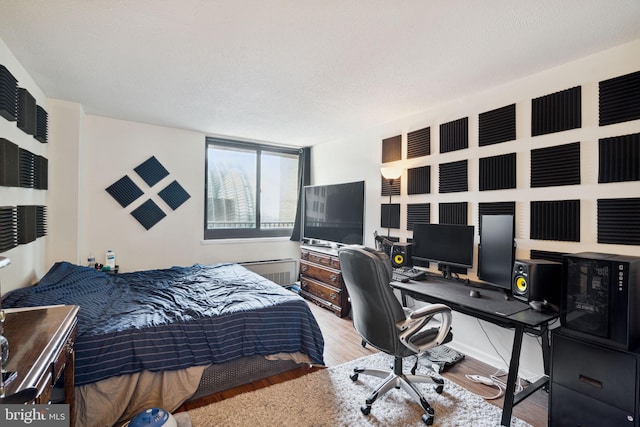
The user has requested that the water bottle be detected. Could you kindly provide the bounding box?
[105,250,116,269]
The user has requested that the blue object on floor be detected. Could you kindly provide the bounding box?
[128,408,177,427]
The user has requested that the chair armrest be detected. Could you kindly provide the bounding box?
[397,303,452,354]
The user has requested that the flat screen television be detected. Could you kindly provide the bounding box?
[477,214,515,291]
[302,180,365,246]
[412,223,475,278]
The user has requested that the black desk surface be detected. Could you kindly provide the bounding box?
[391,275,559,328]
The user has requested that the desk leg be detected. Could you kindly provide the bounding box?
[501,324,524,427]
[400,290,408,307]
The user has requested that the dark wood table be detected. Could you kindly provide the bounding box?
[2,305,78,426]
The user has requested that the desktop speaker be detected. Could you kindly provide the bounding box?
[512,259,561,305]
[391,243,412,268]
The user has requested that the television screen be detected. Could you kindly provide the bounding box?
[303,181,365,245]
[477,214,515,290]
[412,223,475,271]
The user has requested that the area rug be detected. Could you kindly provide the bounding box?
[187,352,532,426]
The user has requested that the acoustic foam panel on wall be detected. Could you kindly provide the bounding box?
[158,180,191,210]
[0,206,17,253]
[407,203,430,231]
[439,202,468,225]
[382,135,402,163]
[599,70,640,126]
[17,205,36,244]
[479,153,516,191]
[478,201,516,234]
[530,199,580,242]
[598,133,640,183]
[0,64,18,122]
[35,206,47,238]
[106,176,144,208]
[407,126,430,158]
[17,87,36,136]
[439,160,468,193]
[35,155,48,190]
[597,197,640,245]
[439,117,468,153]
[19,148,34,188]
[479,104,516,146]
[0,138,19,187]
[531,86,581,136]
[529,249,566,264]
[35,105,48,143]
[134,156,170,187]
[407,166,430,195]
[531,142,581,187]
[381,175,401,197]
[131,199,167,230]
[380,203,400,229]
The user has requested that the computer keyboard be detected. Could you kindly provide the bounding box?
[393,267,426,281]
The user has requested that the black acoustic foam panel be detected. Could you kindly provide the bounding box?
[380,203,400,229]
[479,153,516,191]
[0,206,17,253]
[439,160,468,193]
[19,148,34,188]
[158,180,191,210]
[382,135,402,163]
[597,197,640,245]
[0,64,18,122]
[134,156,169,187]
[599,70,640,126]
[479,104,516,146]
[35,155,48,190]
[407,126,430,158]
[35,105,48,143]
[439,202,468,225]
[478,201,516,234]
[530,200,580,242]
[17,205,36,244]
[106,176,144,208]
[0,138,19,187]
[131,199,167,230]
[531,86,581,136]
[381,175,401,197]
[407,166,430,195]
[598,133,640,183]
[529,250,566,264]
[531,142,581,187]
[407,203,430,231]
[440,117,468,153]
[17,87,36,136]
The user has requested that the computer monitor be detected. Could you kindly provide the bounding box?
[477,214,515,291]
[412,223,475,278]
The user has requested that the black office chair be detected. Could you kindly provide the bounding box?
[0,387,37,404]
[338,246,453,425]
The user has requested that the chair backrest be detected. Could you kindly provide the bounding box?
[338,245,409,356]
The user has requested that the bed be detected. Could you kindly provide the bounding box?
[2,261,325,426]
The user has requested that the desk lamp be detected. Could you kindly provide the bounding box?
[0,256,10,397]
[380,166,403,239]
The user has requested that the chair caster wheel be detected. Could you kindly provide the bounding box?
[422,413,434,425]
[361,406,371,415]
[435,384,444,394]
[350,373,359,381]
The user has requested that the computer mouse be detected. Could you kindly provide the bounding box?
[469,289,481,298]
[400,277,410,283]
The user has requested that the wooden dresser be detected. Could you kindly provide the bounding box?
[3,305,79,426]
[299,245,350,317]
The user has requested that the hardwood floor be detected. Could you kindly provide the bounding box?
[179,301,549,426]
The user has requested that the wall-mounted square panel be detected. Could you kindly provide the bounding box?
[17,205,36,244]
[440,117,468,153]
[479,153,516,191]
[158,180,191,210]
[35,155,48,190]
[407,126,430,158]
[0,206,17,253]
[134,156,169,187]
[479,104,516,146]
[598,133,640,183]
[131,199,167,230]
[17,87,36,136]
[0,138,19,187]
[380,203,400,229]
[531,86,581,136]
[407,166,430,195]
[0,65,18,122]
[382,135,402,163]
[381,175,401,197]
[439,160,468,193]
[105,175,144,208]
[407,203,430,231]
[478,201,515,234]
[35,206,47,238]
[439,202,468,225]
[530,199,580,242]
[19,148,35,188]
[599,70,640,126]
[531,142,580,187]
[529,249,566,264]
[35,105,48,143]
[598,197,640,245]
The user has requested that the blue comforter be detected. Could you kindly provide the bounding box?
[2,262,325,385]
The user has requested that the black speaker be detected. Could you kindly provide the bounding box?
[512,259,561,305]
[391,243,412,268]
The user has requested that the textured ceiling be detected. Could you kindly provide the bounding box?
[1,1,640,147]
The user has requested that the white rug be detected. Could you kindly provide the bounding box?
[187,352,533,427]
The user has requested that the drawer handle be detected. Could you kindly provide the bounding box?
[578,374,602,389]
[301,282,307,289]
[301,265,308,272]
[329,274,337,282]
[330,293,337,300]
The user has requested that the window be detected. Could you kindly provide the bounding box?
[205,137,301,239]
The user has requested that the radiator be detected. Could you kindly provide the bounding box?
[240,258,298,286]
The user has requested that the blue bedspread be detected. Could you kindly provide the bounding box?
[2,262,325,386]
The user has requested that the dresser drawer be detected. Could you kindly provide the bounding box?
[552,331,637,412]
[300,260,342,287]
[301,250,340,270]
[300,276,342,304]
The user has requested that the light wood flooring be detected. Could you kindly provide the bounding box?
[179,301,549,426]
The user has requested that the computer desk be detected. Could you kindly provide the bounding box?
[391,275,560,427]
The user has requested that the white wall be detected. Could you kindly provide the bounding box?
[312,39,640,379]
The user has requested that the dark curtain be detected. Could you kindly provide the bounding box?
[290,147,311,241]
